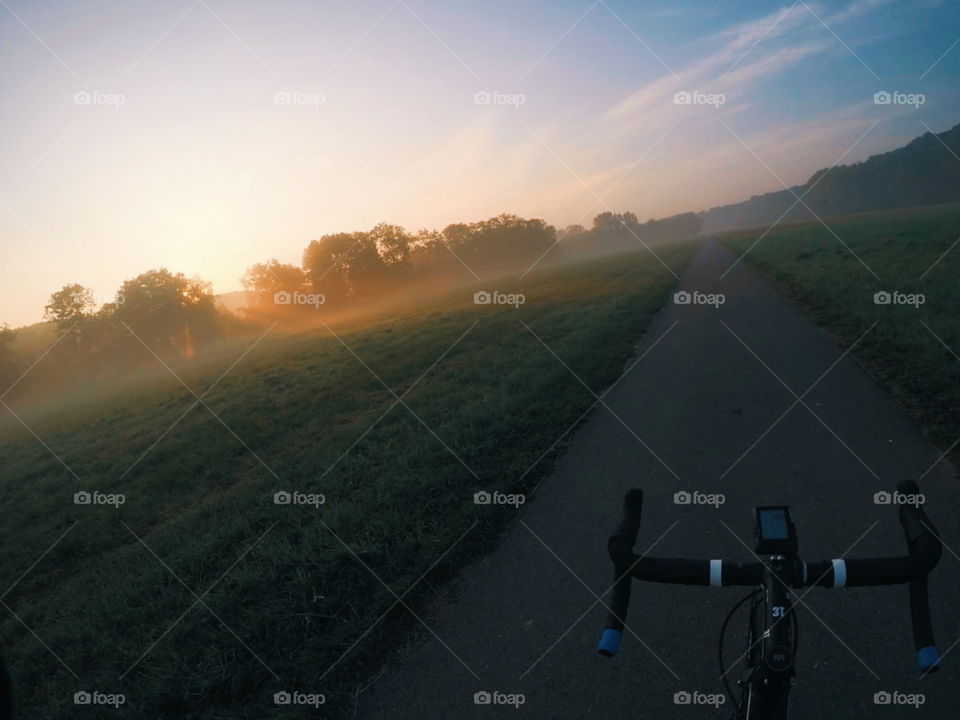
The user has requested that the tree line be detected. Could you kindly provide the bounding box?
[0,205,714,394]
[559,211,703,255]
[0,214,562,392]
[241,214,559,311]
[0,270,228,395]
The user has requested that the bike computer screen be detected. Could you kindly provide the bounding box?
[754,506,798,556]
[760,508,789,538]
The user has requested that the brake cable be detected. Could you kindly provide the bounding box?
[718,589,760,710]
[717,588,799,717]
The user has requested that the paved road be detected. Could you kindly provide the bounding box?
[358,239,960,719]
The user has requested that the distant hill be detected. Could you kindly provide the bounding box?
[215,290,249,316]
[700,121,960,234]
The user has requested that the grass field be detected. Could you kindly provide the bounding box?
[722,202,960,457]
[0,243,695,719]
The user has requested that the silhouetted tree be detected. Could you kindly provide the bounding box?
[303,231,386,300]
[303,233,356,302]
[591,212,619,233]
[369,223,412,266]
[410,229,447,264]
[242,259,307,309]
[585,212,641,252]
[113,269,219,357]
[441,223,473,254]
[570,211,701,254]
[368,223,413,288]
[44,284,96,343]
[441,214,557,271]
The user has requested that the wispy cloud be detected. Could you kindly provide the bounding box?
[606,3,838,122]
[549,0,912,217]
[825,0,896,25]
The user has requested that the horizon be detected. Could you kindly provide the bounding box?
[2,0,960,327]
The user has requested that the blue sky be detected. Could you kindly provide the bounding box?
[1,0,958,326]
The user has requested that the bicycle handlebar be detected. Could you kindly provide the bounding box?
[597,481,943,673]
[597,488,643,656]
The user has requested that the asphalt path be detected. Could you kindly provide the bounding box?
[358,239,960,719]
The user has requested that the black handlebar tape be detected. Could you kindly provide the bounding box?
[614,488,644,543]
[802,483,941,588]
[910,575,939,671]
[896,481,940,551]
[805,555,936,587]
[896,480,942,672]
[807,482,942,671]
[627,557,762,585]
[598,490,643,656]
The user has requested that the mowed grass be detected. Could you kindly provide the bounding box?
[0,243,695,719]
[722,202,960,453]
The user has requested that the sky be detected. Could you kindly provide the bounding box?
[1,0,958,327]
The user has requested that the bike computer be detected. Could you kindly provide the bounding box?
[754,506,798,556]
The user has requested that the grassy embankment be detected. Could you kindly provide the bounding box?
[0,242,696,719]
[722,202,960,457]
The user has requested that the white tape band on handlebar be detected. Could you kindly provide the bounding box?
[709,559,722,587]
[831,559,847,588]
